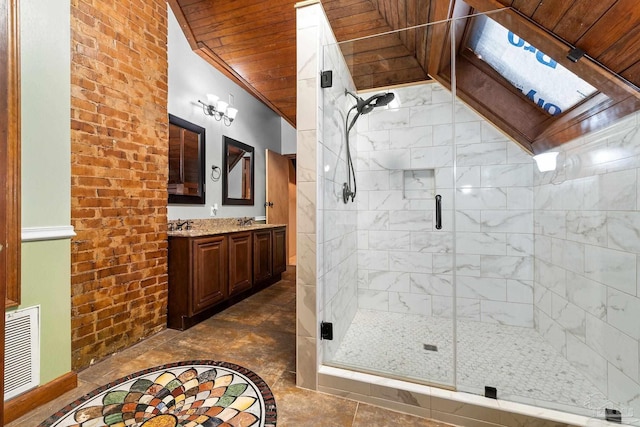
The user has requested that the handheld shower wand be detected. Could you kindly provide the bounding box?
[342,89,395,203]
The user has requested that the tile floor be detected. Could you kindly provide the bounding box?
[330,310,607,417]
[7,267,451,427]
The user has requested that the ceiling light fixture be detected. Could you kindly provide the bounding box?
[198,94,238,126]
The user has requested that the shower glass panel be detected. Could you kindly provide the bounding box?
[320,19,458,388]
[452,9,640,423]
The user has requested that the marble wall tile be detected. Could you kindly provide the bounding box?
[358,289,390,311]
[452,254,481,276]
[410,103,453,126]
[481,255,532,281]
[368,190,411,211]
[357,130,391,152]
[456,210,482,232]
[506,233,534,256]
[536,309,567,355]
[389,251,433,273]
[389,292,431,315]
[368,230,411,251]
[565,333,608,396]
[368,271,411,292]
[456,188,507,210]
[584,245,637,295]
[481,164,533,188]
[607,364,640,419]
[410,273,453,296]
[481,210,534,233]
[369,149,411,170]
[481,301,533,327]
[356,170,390,191]
[357,210,389,231]
[456,297,482,321]
[457,232,506,255]
[457,142,507,166]
[607,211,640,253]
[457,276,507,301]
[357,250,389,271]
[506,279,533,303]
[562,271,606,321]
[507,187,534,210]
[550,293,586,340]
[411,232,453,253]
[368,108,411,131]
[390,211,434,231]
[607,288,640,340]
[390,126,433,149]
[565,211,608,246]
[410,146,454,168]
[586,314,639,381]
[533,283,552,316]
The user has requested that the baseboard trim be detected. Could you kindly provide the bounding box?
[4,371,77,424]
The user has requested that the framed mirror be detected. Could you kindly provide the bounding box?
[168,114,206,204]
[223,136,254,205]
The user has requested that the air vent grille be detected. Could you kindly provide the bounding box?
[4,306,40,401]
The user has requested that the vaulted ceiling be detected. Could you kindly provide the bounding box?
[168,0,640,152]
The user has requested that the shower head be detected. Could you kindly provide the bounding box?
[345,90,395,115]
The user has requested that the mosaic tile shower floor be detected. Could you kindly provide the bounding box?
[330,310,607,416]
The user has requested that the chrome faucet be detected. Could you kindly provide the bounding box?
[175,219,193,230]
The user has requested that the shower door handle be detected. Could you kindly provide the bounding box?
[435,194,442,230]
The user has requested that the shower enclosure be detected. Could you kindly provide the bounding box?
[316,7,640,425]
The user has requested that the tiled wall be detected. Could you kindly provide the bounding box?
[354,83,535,328]
[533,111,640,416]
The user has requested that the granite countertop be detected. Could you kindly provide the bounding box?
[167,218,285,237]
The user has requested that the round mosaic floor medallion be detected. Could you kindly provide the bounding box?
[39,360,276,427]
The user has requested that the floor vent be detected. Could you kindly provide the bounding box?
[5,306,40,401]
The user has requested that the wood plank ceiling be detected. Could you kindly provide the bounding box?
[170,0,640,150]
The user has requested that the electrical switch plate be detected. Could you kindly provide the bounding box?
[210,206,216,217]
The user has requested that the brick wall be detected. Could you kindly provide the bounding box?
[70,0,169,369]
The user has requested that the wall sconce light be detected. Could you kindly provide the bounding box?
[533,151,559,172]
[198,94,238,126]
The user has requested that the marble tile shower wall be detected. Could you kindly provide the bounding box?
[355,83,535,328]
[533,111,640,416]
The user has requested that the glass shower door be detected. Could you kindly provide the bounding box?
[319,20,457,389]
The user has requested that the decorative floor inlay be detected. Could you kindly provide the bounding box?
[39,360,276,427]
[329,310,607,416]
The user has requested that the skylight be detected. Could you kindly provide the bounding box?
[467,15,596,116]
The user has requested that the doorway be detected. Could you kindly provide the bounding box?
[265,149,296,266]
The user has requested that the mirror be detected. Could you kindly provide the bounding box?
[223,136,254,205]
[168,114,206,204]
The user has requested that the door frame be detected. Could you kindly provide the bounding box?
[1,0,21,421]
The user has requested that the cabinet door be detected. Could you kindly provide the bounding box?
[253,230,272,284]
[272,227,287,275]
[228,232,252,296]
[192,236,227,314]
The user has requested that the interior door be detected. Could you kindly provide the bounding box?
[265,149,290,263]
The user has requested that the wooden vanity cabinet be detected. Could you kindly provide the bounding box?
[228,231,252,297]
[168,226,287,330]
[273,226,287,275]
[253,229,273,284]
[168,235,227,330]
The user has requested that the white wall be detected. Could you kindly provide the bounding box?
[281,118,297,154]
[533,111,640,417]
[167,8,282,220]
